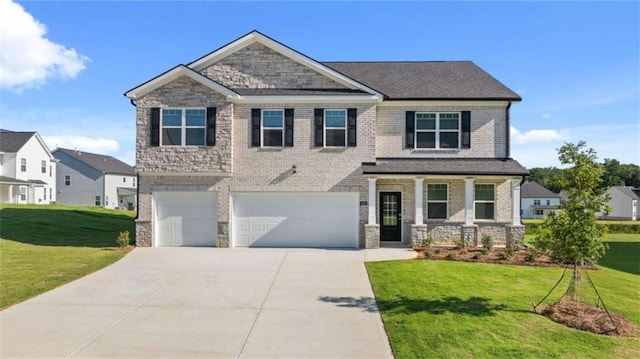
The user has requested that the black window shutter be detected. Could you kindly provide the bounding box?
[284,109,294,147]
[405,111,415,148]
[251,109,261,147]
[314,108,324,147]
[347,108,357,146]
[461,111,471,149]
[150,108,160,147]
[206,107,217,146]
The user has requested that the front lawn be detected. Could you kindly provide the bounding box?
[0,204,135,309]
[366,234,640,358]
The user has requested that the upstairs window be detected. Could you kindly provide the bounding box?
[324,110,347,147]
[65,175,71,186]
[415,112,459,149]
[161,108,206,146]
[41,160,47,174]
[20,158,26,172]
[533,199,541,205]
[262,110,284,147]
[474,184,495,220]
[427,184,448,219]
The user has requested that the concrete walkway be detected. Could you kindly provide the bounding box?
[1,247,415,358]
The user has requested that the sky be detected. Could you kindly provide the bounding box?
[1,0,638,168]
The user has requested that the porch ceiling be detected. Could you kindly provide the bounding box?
[362,158,529,176]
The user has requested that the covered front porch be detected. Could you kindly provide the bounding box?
[361,158,528,249]
[0,176,42,204]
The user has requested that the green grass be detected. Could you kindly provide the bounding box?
[523,219,637,225]
[367,234,640,358]
[0,204,135,309]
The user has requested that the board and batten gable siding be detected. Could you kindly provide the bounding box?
[376,104,508,158]
[55,160,104,206]
[200,42,347,90]
[15,135,57,204]
[135,76,233,173]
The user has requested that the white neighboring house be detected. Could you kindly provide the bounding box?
[601,186,640,221]
[521,181,561,219]
[53,148,136,210]
[0,129,57,204]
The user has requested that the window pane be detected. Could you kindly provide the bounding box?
[185,109,205,126]
[475,203,495,220]
[428,184,447,200]
[428,203,447,219]
[162,128,182,145]
[416,113,436,130]
[263,129,283,146]
[440,132,459,148]
[263,110,283,128]
[185,128,205,146]
[162,109,182,126]
[416,132,435,148]
[325,129,346,146]
[475,184,494,201]
[325,110,346,127]
[440,118,459,130]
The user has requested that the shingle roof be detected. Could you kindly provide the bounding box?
[0,176,31,184]
[54,148,135,175]
[233,88,368,96]
[521,181,560,198]
[612,186,640,200]
[0,130,35,152]
[322,61,522,101]
[362,158,528,176]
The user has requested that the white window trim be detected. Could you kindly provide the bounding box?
[474,183,495,221]
[41,160,47,174]
[95,195,101,206]
[260,109,285,147]
[414,112,461,150]
[160,108,206,147]
[19,186,26,201]
[64,175,71,186]
[20,158,26,172]
[324,109,347,148]
[426,183,448,220]
[533,199,541,205]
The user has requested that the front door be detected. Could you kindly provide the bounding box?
[380,192,401,241]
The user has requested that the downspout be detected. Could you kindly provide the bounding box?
[505,101,512,159]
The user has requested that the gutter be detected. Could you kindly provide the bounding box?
[130,99,137,107]
[505,101,512,159]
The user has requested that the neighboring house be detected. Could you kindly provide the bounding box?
[600,186,640,220]
[124,30,528,248]
[53,148,136,210]
[0,129,57,204]
[521,181,561,219]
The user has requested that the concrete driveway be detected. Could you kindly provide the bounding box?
[1,247,414,358]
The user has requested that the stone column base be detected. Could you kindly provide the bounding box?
[461,225,478,248]
[365,224,380,249]
[135,220,152,247]
[410,224,428,246]
[506,224,525,251]
[218,221,229,248]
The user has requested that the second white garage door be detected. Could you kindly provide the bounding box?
[232,192,359,248]
[154,192,217,247]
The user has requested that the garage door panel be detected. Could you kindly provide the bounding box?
[232,193,358,248]
[154,192,217,247]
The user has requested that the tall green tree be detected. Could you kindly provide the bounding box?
[533,141,610,266]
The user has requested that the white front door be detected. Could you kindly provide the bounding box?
[154,192,217,246]
[232,192,359,248]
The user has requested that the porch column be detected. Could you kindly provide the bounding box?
[464,178,475,225]
[8,185,13,204]
[511,179,522,225]
[367,178,377,224]
[414,178,424,224]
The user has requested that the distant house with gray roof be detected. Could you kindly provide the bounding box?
[0,129,57,204]
[600,186,640,220]
[52,148,136,210]
[521,181,561,219]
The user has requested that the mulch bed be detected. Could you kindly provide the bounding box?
[540,297,637,336]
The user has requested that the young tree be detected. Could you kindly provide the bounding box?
[533,141,610,266]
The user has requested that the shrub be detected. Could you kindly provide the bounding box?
[498,250,513,261]
[481,234,494,251]
[480,248,489,255]
[524,251,537,262]
[446,252,458,260]
[472,252,483,260]
[116,230,130,248]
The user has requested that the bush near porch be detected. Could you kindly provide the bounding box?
[524,219,640,235]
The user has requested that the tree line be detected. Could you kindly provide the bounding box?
[528,159,640,193]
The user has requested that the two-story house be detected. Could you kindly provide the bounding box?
[53,148,137,210]
[0,129,57,204]
[521,181,561,219]
[125,31,528,248]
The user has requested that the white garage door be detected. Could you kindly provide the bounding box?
[232,192,359,248]
[154,192,217,247]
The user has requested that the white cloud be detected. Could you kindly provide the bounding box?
[542,113,550,119]
[0,0,89,91]
[43,135,119,154]
[511,126,567,144]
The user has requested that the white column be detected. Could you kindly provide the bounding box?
[511,179,522,225]
[8,185,13,204]
[414,178,424,224]
[367,178,377,224]
[464,178,475,225]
